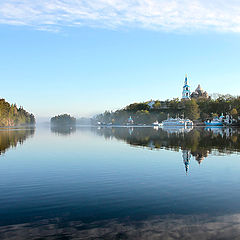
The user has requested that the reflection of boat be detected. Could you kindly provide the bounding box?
[162,125,193,134]
[204,126,235,137]
[162,118,193,126]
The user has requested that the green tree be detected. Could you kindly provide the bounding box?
[183,99,200,120]
[230,108,238,118]
[153,101,161,109]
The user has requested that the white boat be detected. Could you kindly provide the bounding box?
[162,117,193,127]
[152,121,160,126]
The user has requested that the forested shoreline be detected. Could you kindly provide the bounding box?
[0,98,35,127]
[95,95,240,125]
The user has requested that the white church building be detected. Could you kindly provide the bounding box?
[182,74,209,100]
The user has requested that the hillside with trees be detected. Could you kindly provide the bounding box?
[94,95,240,125]
[0,98,35,127]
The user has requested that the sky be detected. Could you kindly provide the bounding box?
[1,0,240,120]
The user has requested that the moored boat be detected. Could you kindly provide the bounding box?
[152,121,160,126]
[162,117,193,126]
[204,116,223,126]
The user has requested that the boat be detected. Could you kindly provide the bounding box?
[204,116,223,126]
[162,117,193,127]
[152,121,160,126]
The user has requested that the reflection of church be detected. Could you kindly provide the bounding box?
[94,127,240,175]
[192,150,209,164]
[182,74,209,100]
[182,150,191,174]
[182,149,209,174]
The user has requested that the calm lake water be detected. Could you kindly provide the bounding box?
[0,126,240,239]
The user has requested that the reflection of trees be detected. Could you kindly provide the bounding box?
[0,128,35,155]
[94,127,240,164]
[51,125,76,136]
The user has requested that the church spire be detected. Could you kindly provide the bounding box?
[182,74,191,99]
[185,74,188,85]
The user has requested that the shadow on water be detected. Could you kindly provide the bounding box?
[0,127,35,155]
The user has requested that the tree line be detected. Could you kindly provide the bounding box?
[0,98,35,127]
[94,95,240,125]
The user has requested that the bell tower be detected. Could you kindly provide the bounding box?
[182,74,191,99]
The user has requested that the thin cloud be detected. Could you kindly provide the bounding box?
[0,0,240,32]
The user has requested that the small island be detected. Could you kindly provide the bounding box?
[51,114,76,126]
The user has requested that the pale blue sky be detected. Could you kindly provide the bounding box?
[1,0,240,119]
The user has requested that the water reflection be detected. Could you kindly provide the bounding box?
[0,126,240,239]
[94,126,240,173]
[50,125,76,135]
[95,126,240,153]
[0,127,35,155]
[162,125,193,133]
[182,149,191,174]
